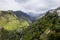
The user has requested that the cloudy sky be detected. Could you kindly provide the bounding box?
[0,0,60,14]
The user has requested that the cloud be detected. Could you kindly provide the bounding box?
[0,0,20,10]
[15,0,28,3]
[0,0,60,14]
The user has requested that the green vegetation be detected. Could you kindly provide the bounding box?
[0,11,29,40]
[0,11,29,31]
[0,9,60,40]
[22,11,60,40]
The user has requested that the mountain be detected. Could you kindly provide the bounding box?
[0,10,40,40]
[0,7,60,40]
[0,10,37,40]
[27,12,45,19]
[0,11,30,31]
[22,7,60,40]
[13,11,36,23]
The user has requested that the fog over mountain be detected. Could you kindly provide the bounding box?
[0,0,60,39]
[0,0,60,14]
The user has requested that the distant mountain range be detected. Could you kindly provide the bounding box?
[13,11,36,23]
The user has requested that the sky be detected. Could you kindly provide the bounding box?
[0,0,60,14]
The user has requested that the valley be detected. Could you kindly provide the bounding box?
[0,7,60,40]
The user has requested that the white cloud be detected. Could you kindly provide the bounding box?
[0,0,60,14]
[0,0,20,10]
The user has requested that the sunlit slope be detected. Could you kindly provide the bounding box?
[0,11,29,31]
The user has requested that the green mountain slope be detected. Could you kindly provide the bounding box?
[0,11,29,31]
[22,8,60,40]
[0,11,31,40]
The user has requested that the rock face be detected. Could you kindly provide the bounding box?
[48,7,60,16]
[57,10,60,16]
[56,7,60,16]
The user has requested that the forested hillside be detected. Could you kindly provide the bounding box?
[22,8,60,40]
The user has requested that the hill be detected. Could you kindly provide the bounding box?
[22,7,60,40]
[0,11,29,31]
